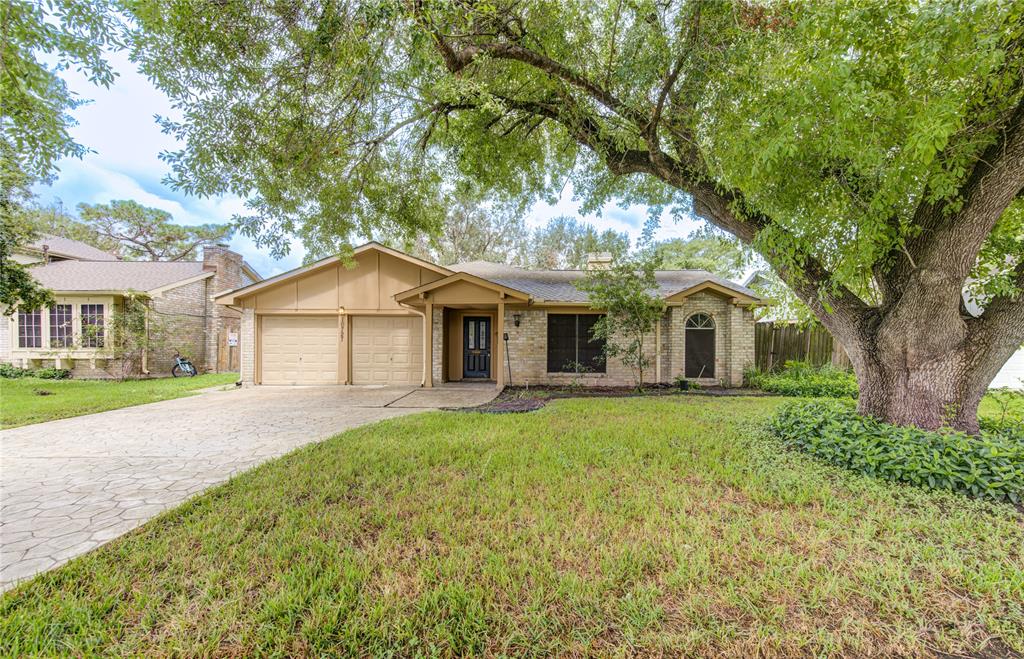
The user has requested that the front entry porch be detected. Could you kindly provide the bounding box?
[430,305,508,389]
[395,271,531,390]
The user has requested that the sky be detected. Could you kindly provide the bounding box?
[33,50,703,279]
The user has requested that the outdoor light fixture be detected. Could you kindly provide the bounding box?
[513,313,521,327]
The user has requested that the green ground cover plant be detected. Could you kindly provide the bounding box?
[2,397,1021,656]
[746,361,859,398]
[770,399,1024,503]
[0,364,68,379]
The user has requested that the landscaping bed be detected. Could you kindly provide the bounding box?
[462,383,773,413]
[770,399,1024,505]
[2,397,1020,656]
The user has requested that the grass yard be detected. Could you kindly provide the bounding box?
[981,387,1024,421]
[2,396,1021,656]
[0,373,239,428]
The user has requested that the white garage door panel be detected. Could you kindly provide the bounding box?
[351,316,423,385]
[261,316,339,385]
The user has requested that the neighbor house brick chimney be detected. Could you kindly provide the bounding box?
[585,252,614,270]
[202,244,244,373]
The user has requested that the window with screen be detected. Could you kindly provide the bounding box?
[546,314,606,373]
[18,309,42,348]
[81,304,105,348]
[49,305,73,347]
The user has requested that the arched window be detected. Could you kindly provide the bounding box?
[685,313,715,330]
[684,313,715,378]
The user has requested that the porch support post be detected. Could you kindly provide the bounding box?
[424,300,433,388]
[655,317,662,383]
[496,301,505,390]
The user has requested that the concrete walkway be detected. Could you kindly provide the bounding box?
[0,383,497,591]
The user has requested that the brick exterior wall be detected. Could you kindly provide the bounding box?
[240,307,255,384]
[201,246,243,373]
[500,293,754,388]
[149,279,209,375]
[145,246,246,377]
[502,308,663,388]
[432,307,444,385]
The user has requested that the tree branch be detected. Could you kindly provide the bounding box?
[884,93,1024,307]
[416,13,871,339]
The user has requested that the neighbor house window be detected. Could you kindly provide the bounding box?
[17,309,42,348]
[547,314,606,373]
[81,304,105,348]
[49,305,73,348]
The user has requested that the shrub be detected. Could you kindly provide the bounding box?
[0,364,72,379]
[769,400,1024,504]
[34,367,71,380]
[746,360,858,398]
[0,363,35,378]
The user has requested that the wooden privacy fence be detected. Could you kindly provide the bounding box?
[754,322,851,372]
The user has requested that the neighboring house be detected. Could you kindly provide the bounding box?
[214,242,763,389]
[1,236,262,377]
[964,292,1024,390]
[11,234,124,265]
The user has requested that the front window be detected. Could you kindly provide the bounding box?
[81,304,105,348]
[547,314,606,373]
[50,305,73,348]
[17,309,42,348]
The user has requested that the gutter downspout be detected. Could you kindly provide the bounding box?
[141,303,151,375]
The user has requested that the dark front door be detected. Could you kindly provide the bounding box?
[463,316,491,378]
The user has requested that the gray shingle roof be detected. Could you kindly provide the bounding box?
[449,261,760,303]
[29,260,209,292]
[26,234,119,261]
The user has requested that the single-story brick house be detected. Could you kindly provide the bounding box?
[214,242,762,388]
[0,235,261,377]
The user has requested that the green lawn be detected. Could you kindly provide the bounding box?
[0,373,239,428]
[980,387,1024,421]
[2,397,1021,656]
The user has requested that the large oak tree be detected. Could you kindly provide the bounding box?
[126,0,1024,431]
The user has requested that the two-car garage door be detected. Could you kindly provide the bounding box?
[259,315,422,385]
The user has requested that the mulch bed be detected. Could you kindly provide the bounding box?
[451,384,777,414]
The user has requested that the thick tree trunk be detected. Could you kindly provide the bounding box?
[841,319,1018,434]
[853,350,985,434]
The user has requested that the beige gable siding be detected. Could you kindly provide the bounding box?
[250,251,442,312]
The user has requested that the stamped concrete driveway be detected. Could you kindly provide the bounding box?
[0,384,496,591]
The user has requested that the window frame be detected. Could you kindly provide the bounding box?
[685,313,716,330]
[546,313,607,374]
[80,303,106,348]
[49,304,74,348]
[17,309,42,348]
